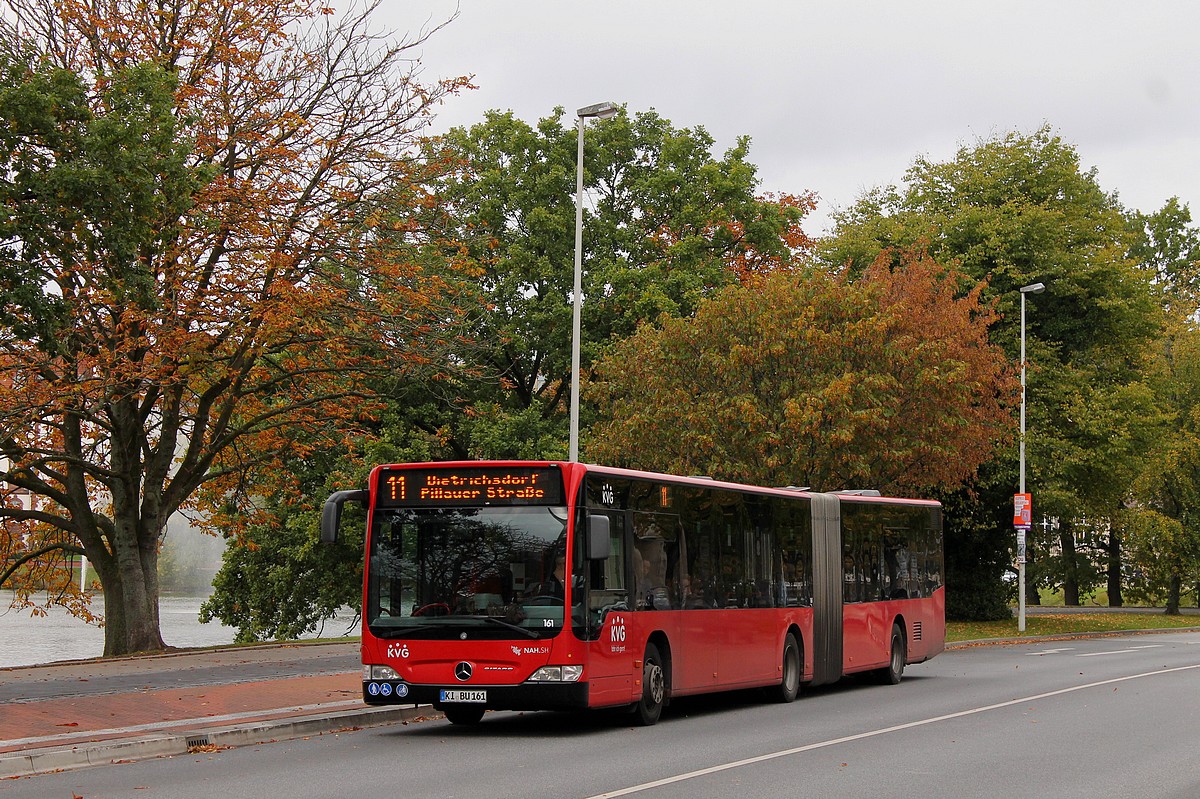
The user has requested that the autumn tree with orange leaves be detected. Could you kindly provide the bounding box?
[588,250,1016,494]
[0,0,468,656]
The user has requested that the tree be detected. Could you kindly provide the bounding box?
[821,126,1162,615]
[198,387,458,641]
[1124,200,1200,611]
[1120,327,1200,614]
[0,0,467,656]
[1128,197,1200,318]
[199,454,366,643]
[413,108,816,458]
[587,250,1014,493]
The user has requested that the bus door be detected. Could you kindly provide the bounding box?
[581,508,635,707]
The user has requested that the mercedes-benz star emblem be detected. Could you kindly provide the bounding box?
[454,661,473,682]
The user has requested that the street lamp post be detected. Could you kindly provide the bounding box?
[1018,281,1045,632]
[569,101,618,463]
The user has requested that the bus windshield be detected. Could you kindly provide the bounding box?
[367,505,572,640]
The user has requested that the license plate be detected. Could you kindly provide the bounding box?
[440,689,487,703]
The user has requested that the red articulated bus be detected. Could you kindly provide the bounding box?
[321,461,944,725]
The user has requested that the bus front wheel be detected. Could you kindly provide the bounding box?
[633,642,667,726]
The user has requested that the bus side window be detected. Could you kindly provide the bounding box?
[632,514,677,610]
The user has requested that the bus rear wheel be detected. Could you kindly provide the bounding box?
[874,623,906,685]
[633,642,667,726]
[772,632,801,703]
[443,706,486,725]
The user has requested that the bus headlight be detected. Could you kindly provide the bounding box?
[528,665,584,682]
[366,664,400,680]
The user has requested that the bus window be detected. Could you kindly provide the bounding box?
[632,513,678,610]
[882,529,912,599]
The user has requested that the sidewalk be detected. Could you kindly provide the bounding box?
[0,640,427,779]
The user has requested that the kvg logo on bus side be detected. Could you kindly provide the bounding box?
[608,614,626,654]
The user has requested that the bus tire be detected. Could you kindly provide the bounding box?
[875,623,905,685]
[772,632,802,703]
[443,706,486,725]
[633,642,667,726]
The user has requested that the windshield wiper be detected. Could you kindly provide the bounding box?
[480,617,541,638]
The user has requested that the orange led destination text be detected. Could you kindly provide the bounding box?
[418,472,547,501]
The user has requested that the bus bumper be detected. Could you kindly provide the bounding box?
[362,680,590,711]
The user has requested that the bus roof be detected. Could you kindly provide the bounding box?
[369,461,940,508]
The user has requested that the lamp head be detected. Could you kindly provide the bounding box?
[1020,282,1046,294]
[578,101,618,120]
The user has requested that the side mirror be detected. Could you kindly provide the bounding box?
[320,490,368,543]
[585,514,611,560]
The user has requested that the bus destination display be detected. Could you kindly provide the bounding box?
[376,466,564,507]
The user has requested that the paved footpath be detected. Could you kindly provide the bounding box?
[0,640,427,779]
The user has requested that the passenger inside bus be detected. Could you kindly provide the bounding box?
[533,553,567,599]
[634,526,672,610]
[681,574,715,609]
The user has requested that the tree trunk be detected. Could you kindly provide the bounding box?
[1060,525,1080,606]
[1106,528,1123,607]
[1166,574,1181,616]
[96,527,166,656]
[104,578,165,656]
[96,400,169,657]
[1024,543,1040,605]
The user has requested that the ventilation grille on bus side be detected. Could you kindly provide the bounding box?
[912,621,923,641]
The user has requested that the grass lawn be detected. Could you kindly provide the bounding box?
[947,611,1200,643]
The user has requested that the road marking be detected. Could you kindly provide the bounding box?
[584,662,1200,799]
[1027,648,1074,655]
[1077,645,1163,657]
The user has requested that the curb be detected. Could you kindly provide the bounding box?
[1,704,430,779]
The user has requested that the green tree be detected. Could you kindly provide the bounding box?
[1124,199,1200,612]
[415,108,815,458]
[1129,197,1200,317]
[588,251,1013,493]
[200,457,366,643]
[198,392,455,641]
[821,126,1162,616]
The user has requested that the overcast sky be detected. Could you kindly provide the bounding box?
[388,1,1199,234]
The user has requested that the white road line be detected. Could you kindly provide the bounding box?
[584,662,1200,799]
[1027,648,1075,655]
[1078,645,1163,657]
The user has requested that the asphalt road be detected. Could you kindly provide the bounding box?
[9,631,1200,799]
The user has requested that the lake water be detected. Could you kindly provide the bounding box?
[0,591,357,668]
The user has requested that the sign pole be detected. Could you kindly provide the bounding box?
[1019,288,1027,633]
[1016,282,1044,633]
